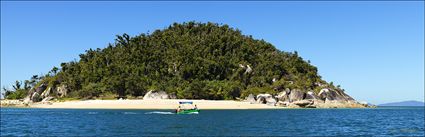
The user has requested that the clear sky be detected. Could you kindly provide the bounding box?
[1,1,423,104]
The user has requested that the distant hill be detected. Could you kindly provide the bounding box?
[379,101,425,106]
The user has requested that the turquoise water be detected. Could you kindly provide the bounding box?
[1,107,424,136]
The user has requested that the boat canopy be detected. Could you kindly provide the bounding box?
[179,101,193,104]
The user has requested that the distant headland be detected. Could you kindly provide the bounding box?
[1,22,373,109]
[379,100,424,107]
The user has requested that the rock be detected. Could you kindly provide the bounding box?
[318,88,355,103]
[168,93,177,99]
[31,92,41,102]
[292,100,313,107]
[41,96,54,102]
[35,84,47,94]
[276,90,290,102]
[245,65,252,74]
[289,89,305,102]
[256,94,276,106]
[40,87,52,99]
[273,85,284,92]
[359,101,374,107]
[244,94,256,104]
[256,94,269,104]
[277,101,290,107]
[266,97,277,106]
[143,90,170,100]
[239,64,245,68]
[305,91,319,100]
[312,99,325,104]
[23,88,36,104]
[56,84,68,97]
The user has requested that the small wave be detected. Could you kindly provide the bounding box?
[145,111,174,115]
[123,112,138,115]
[88,112,98,115]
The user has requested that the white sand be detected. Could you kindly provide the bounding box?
[30,99,281,109]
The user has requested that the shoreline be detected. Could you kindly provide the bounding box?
[1,99,372,109]
[1,99,282,110]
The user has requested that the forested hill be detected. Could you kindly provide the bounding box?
[4,22,343,100]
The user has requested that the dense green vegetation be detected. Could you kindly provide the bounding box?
[3,22,339,100]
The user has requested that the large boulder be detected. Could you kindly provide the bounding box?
[56,84,68,97]
[305,91,319,100]
[31,92,41,102]
[276,89,290,102]
[289,89,305,102]
[318,88,355,103]
[292,100,313,107]
[143,90,170,100]
[40,87,52,99]
[35,84,47,94]
[256,94,276,106]
[266,97,277,106]
[276,101,290,107]
[244,94,256,104]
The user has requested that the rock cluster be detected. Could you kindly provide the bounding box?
[244,88,368,108]
[23,84,63,104]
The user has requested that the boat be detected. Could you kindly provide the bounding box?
[176,101,200,114]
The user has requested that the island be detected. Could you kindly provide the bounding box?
[1,22,373,109]
[379,101,424,107]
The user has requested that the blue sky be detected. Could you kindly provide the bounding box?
[1,1,423,104]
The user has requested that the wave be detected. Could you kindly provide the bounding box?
[144,111,175,115]
[123,112,138,115]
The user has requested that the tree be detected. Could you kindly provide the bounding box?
[24,80,31,90]
[12,81,21,91]
[11,22,334,100]
[51,67,59,75]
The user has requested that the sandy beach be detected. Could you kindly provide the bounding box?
[28,99,280,109]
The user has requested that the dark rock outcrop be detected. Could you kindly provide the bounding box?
[31,92,41,102]
[35,84,47,94]
[289,89,305,102]
[305,91,319,100]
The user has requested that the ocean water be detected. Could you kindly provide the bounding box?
[1,107,424,136]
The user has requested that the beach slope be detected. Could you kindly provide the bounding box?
[29,99,279,109]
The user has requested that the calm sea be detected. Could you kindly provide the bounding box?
[1,107,424,136]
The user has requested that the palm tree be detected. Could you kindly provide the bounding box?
[12,80,22,91]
